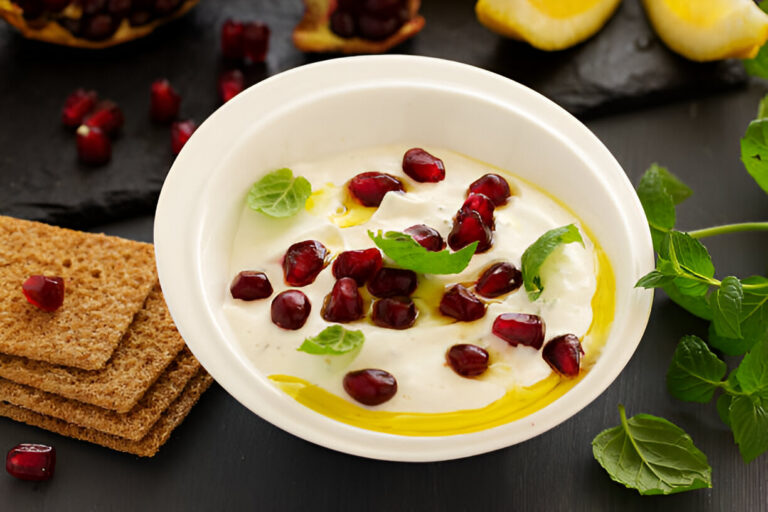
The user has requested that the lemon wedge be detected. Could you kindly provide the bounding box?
[475,0,622,51]
[642,0,768,61]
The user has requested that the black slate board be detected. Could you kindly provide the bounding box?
[0,0,746,228]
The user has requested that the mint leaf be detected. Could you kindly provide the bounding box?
[667,335,727,403]
[758,94,768,120]
[744,45,768,79]
[736,338,768,395]
[740,119,768,195]
[368,230,477,275]
[636,164,692,251]
[592,405,712,495]
[729,394,768,463]
[298,325,364,355]
[717,394,733,427]
[708,323,756,356]
[709,277,768,355]
[710,276,744,339]
[635,270,675,289]
[659,231,714,297]
[662,282,713,321]
[247,168,312,218]
[521,224,584,300]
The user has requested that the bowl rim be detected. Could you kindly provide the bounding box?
[154,55,654,462]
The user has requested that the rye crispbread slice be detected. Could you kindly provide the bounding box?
[0,370,213,457]
[0,284,186,413]
[0,347,200,441]
[0,215,156,370]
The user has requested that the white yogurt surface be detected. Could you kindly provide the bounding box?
[224,145,597,413]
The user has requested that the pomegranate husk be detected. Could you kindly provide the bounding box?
[0,0,200,49]
[293,0,425,54]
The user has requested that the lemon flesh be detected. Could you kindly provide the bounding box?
[476,0,622,51]
[642,0,768,61]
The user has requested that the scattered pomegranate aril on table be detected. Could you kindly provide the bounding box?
[21,275,65,312]
[6,444,56,482]
[402,147,445,183]
[492,313,545,349]
[243,21,270,63]
[475,262,522,298]
[271,290,311,330]
[282,240,329,287]
[230,271,273,301]
[367,267,417,298]
[446,344,489,377]
[170,119,196,155]
[221,19,244,59]
[405,224,445,252]
[62,89,98,128]
[322,277,364,323]
[542,334,583,377]
[439,284,485,322]
[343,368,397,406]
[347,171,404,207]
[461,193,495,228]
[218,69,245,103]
[150,79,181,123]
[467,173,511,206]
[447,208,493,253]
[372,296,417,329]
[83,100,124,137]
[76,125,111,165]
[332,248,382,286]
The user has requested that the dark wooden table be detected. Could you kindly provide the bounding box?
[1,1,767,510]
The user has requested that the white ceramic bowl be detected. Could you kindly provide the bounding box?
[154,55,654,462]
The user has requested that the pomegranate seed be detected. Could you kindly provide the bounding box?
[229,271,272,300]
[218,69,245,103]
[107,0,130,17]
[22,275,65,312]
[154,0,181,15]
[283,240,329,287]
[439,284,485,322]
[61,89,97,128]
[543,334,584,377]
[347,172,404,207]
[150,79,181,123]
[271,290,311,330]
[446,344,489,377]
[322,277,364,323]
[372,296,417,329]
[81,0,105,15]
[343,369,397,405]
[357,13,400,40]
[332,248,382,286]
[81,13,118,41]
[402,148,445,183]
[492,313,545,349]
[76,125,111,165]
[129,10,152,26]
[243,21,270,63]
[467,173,511,206]
[6,444,55,481]
[221,19,244,59]
[363,0,405,16]
[404,224,445,252]
[367,267,417,298]
[447,209,493,253]
[43,0,70,12]
[83,100,124,137]
[461,193,495,228]
[18,0,45,18]
[475,262,522,298]
[330,10,356,38]
[171,120,196,155]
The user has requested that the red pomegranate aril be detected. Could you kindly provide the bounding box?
[343,369,397,406]
[83,100,124,136]
[218,69,245,103]
[446,344,489,377]
[154,0,181,15]
[62,89,97,128]
[271,290,311,330]
[150,79,181,123]
[439,284,485,322]
[43,0,70,12]
[129,10,152,26]
[81,0,105,15]
[330,9,356,38]
[76,125,111,165]
[475,262,522,298]
[372,296,417,329]
[357,13,400,40]
[462,193,495,228]
[171,120,196,155]
[467,173,511,206]
[283,240,329,287]
[22,275,65,312]
[348,172,405,207]
[82,13,118,41]
[322,277,364,323]
[332,248,382,286]
[405,224,445,252]
[6,444,55,482]
[107,0,131,17]
[447,209,493,253]
[367,267,417,298]
[243,21,270,63]
[221,19,244,59]
[363,0,404,16]
[230,271,272,301]
[402,148,445,183]
[492,313,545,349]
[543,334,583,377]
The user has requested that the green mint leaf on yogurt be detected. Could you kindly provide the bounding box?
[592,404,712,495]
[666,335,727,403]
[298,325,364,355]
[710,276,744,339]
[740,118,768,195]
[247,168,312,218]
[368,230,477,275]
[636,164,692,251]
[521,224,584,301]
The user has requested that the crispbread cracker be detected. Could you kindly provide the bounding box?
[0,284,186,413]
[0,215,156,370]
[0,347,200,441]
[0,370,213,457]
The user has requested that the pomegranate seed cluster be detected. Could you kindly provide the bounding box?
[330,0,411,41]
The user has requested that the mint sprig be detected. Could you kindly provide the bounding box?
[368,230,477,275]
[297,325,364,355]
[247,168,312,218]
[520,224,584,300]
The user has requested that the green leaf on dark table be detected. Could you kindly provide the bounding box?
[658,231,715,297]
[744,47,768,80]
[717,394,733,427]
[709,277,768,356]
[710,276,744,339]
[667,335,727,403]
[247,168,312,218]
[635,270,675,289]
[368,230,477,275]
[636,164,692,251]
[298,325,364,355]
[729,394,768,463]
[661,281,713,321]
[521,224,584,300]
[740,119,768,195]
[736,338,768,395]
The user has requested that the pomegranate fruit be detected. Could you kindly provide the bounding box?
[5,444,55,481]
[76,124,111,165]
[322,277,364,323]
[372,296,417,329]
[271,290,311,330]
[22,275,65,312]
[218,69,245,103]
[347,171,404,207]
[446,344,489,377]
[439,284,485,322]
[402,147,445,183]
[170,119,196,155]
[542,334,583,377]
[367,267,417,298]
[332,248,382,286]
[447,208,493,253]
[61,89,97,128]
[343,368,397,405]
[83,100,124,136]
[492,313,545,349]
[405,224,445,252]
[475,262,522,298]
[229,271,272,301]
[461,193,495,228]
[283,240,329,287]
[467,173,511,206]
[150,78,181,123]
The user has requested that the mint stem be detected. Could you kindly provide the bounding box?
[688,222,768,239]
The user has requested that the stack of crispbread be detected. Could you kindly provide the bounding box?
[0,215,213,457]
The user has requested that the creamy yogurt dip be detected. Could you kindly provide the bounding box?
[224,145,614,430]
